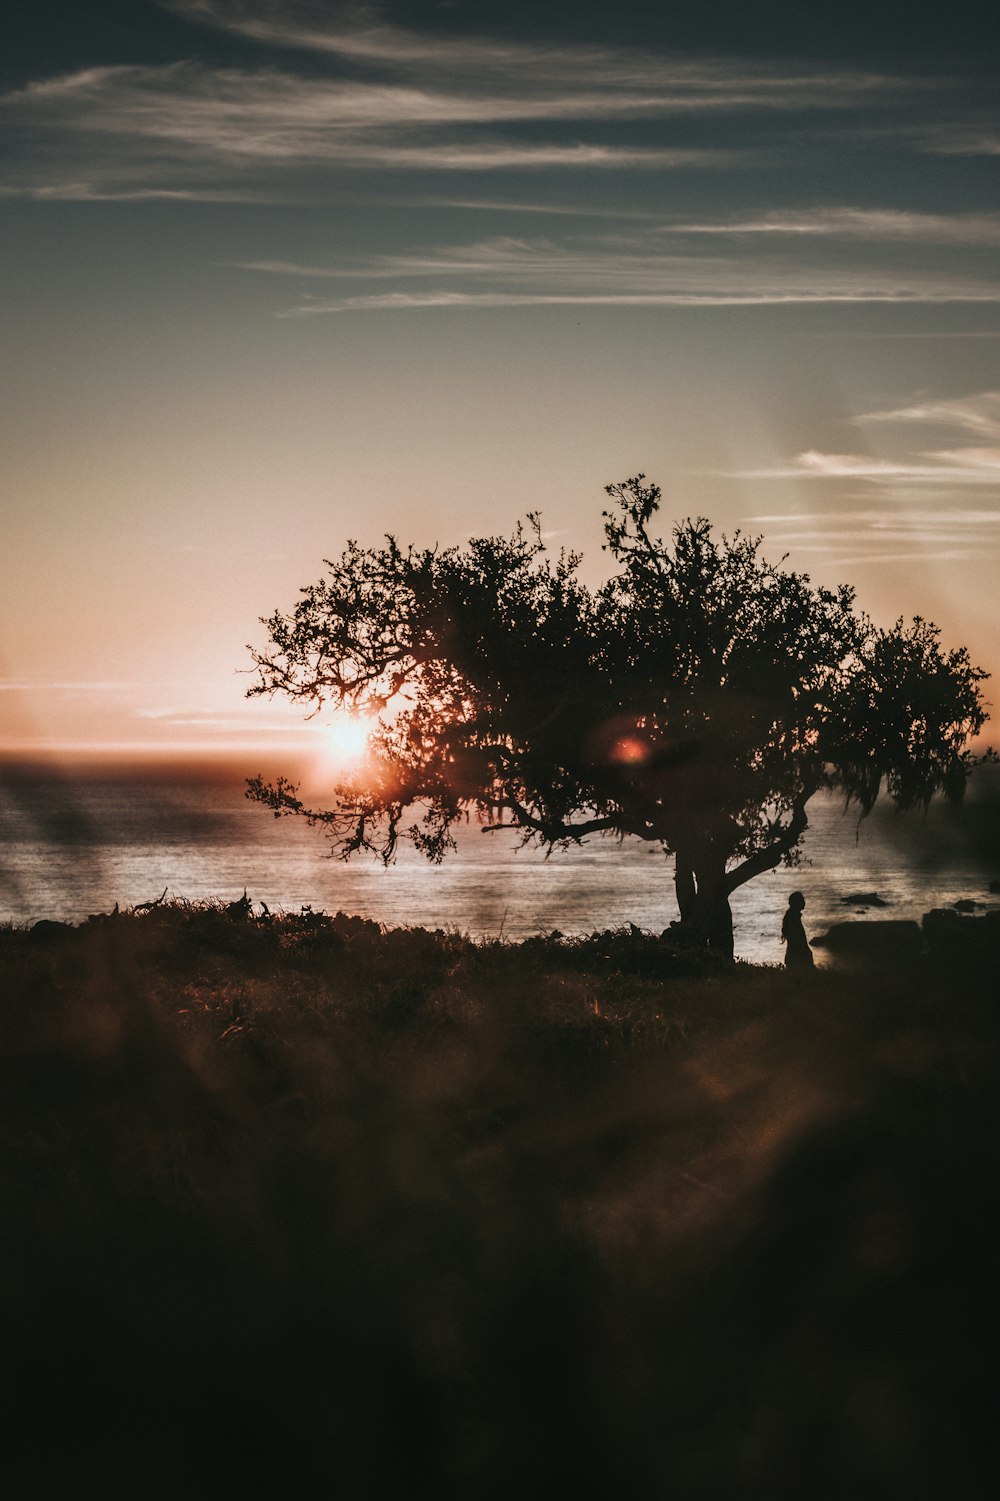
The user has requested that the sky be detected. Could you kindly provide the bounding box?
[2,0,999,764]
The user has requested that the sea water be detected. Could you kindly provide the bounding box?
[2,763,998,964]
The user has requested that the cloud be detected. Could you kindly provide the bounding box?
[855,391,1000,439]
[751,508,1000,525]
[735,449,1000,482]
[138,716,267,728]
[933,447,1000,470]
[744,506,1000,566]
[415,195,665,219]
[284,290,1000,314]
[663,208,1000,244]
[728,396,1000,554]
[134,706,309,731]
[805,548,981,566]
[0,56,760,197]
[920,133,1000,157]
[167,2,906,109]
[4,0,994,347]
[235,230,1000,311]
[0,3,941,200]
[408,201,1000,247]
[0,182,271,202]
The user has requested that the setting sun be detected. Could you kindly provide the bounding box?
[324,712,374,764]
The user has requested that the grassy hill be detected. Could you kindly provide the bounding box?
[2,904,998,1498]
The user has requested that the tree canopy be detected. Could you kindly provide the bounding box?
[247,476,989,954]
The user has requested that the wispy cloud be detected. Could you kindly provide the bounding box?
[0,182,271,202]
[0,57,760,197]
[3,1,994,337]
[734,449,1000,482]
[855,391,1000,439]
[664,208,1000,244]
[403,201,1000,248]
[934,448,1000,470]
[752,508,1000,526]
[0,2,940,200]
[745,505,1000,566]
[285,290,1000,314]
[416,195,666,220]
[919,132,1000,157]
[231,230,1000,312]
[167,2,907,108]
[728,393,1000,568]
[795,547,982,566]
[135,715,269,728]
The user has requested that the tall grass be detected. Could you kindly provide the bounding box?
[2,904,998,1498]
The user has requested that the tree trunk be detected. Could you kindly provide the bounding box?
[675,850,696,923]
[705,887,734,959]
[672,847,734,960]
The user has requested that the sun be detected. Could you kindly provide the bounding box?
[324,710,375,764]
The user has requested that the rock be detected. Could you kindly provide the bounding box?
[812,919,921,965]
[924,906,1000,956]
[923,908,962,942]
[839,892,890,907]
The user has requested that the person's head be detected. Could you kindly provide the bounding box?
[788,890,806,911]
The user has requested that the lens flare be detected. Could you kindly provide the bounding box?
[610,735,650,765]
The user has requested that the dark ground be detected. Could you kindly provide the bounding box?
[2,904,998,1499]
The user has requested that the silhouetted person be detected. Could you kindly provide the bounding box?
[782,891,814,969]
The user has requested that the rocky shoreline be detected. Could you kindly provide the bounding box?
[813,901,1000,965]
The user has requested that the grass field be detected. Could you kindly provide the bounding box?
[2,903,998,1498]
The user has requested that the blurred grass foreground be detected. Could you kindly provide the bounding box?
[2,902,999,1499]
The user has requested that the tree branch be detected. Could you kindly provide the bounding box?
[723,792,813,895]
[481,813,624,840]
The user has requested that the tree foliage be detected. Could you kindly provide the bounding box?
[247,477,989,953]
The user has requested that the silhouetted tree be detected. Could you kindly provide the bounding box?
[247,477,989,956]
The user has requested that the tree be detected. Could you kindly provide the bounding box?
[246,476,989,957]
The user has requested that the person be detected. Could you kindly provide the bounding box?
[781,890,814,969]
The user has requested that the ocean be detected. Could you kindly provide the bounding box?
[2,762,998,964]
